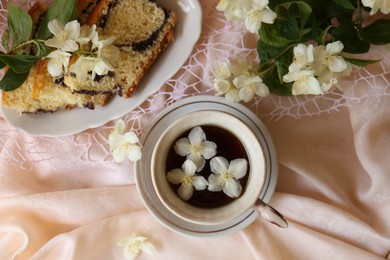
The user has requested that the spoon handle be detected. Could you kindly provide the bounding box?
[253,200,288,228]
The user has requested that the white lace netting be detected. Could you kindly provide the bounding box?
[0,0,389,170]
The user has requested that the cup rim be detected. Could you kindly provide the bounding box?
[151,110,266,226]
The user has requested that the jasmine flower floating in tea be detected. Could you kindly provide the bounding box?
[174,126,217,172]
[167,125,249,203]
[167,159,208,201]
[208,156,248,198]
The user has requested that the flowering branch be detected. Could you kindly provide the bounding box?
[214,0,390,98]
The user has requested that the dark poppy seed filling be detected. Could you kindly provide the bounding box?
[54,77,67,87]
[119,9,169,52]
[23,109,55,114]
[84,102,95,110]
[130,26,161,52]
[99,0,169,52]
[72,89,113,95]
[93,71,115,82]
[115,83,123,96]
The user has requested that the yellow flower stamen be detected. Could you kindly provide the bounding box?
[247,9,261,24]
[126,240,141,257]
[223,171,232,180]
[182,176,193,187]
[191,144,202,154]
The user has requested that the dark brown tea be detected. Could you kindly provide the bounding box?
[165,125,250,208]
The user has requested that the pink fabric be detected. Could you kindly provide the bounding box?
[1,0,390,259]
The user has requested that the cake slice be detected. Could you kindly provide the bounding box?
[1,62,110,113]
[64,0,177,98]
[2,0,176,113]
[2,0,112,113]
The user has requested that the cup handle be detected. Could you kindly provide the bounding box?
[253,200,288,228]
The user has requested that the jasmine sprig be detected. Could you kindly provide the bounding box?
[43,19,118,83]
[0,0,77,91]
[215,0,390,97]
[256,0,389,96]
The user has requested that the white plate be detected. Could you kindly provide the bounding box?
[0,0,202,137]
[135,95,278,237]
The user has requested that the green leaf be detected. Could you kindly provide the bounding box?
[257,40,293,65]
[275,5,288,18]
[300,28,312,37]
[332,21,370,53]
[262,65,293,96]
[360,19,390,45]
[318,25,333,45]
[326,0,354,17]
[7,2,33,46]
[258,60,274,74]
[331,0,355,10]
[1,30,11,53]
[343,57,381,67]
[37,0,78,40]
[34,40,51,57]
[0,67,30,91]
[0,53,41,73]
[292,2,312,29]
[272,1,312,29]
[0,58,5,69]
[259,20,294,47]
[334,10,354,23]
[283,16,300,41]
[275,49,293,83]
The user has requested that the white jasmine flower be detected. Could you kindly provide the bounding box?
[117,234,156,260]
[216,0,252,20]
[216,0,276,32]
[69,56,113,83]
[213,61,234,99]
[320,76,339,92]
[167,159,208,201]
[92,35,116,54]
[69,56,96,83]
[93,36,120,65]
[46,50,71,77]
[45,20,80,52]
[108,120,142,163]
[283,69,322,95]
[76,24,98,45]
[214,60,231,79]
[229,58,258,76]
[362,0,390,15]
[214,58,265,103]
[233,74,269,102]
[208,156,248,198]
[244,5,277,33]
[252,0,270,10]
[216,0,229,12]
[214,78,240,103]
[289,44,314,72]
[308,41,352,93]
[93,58,114,76]
[313,41,347,73]
[317,65,353,92]
[174,126,217,171]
